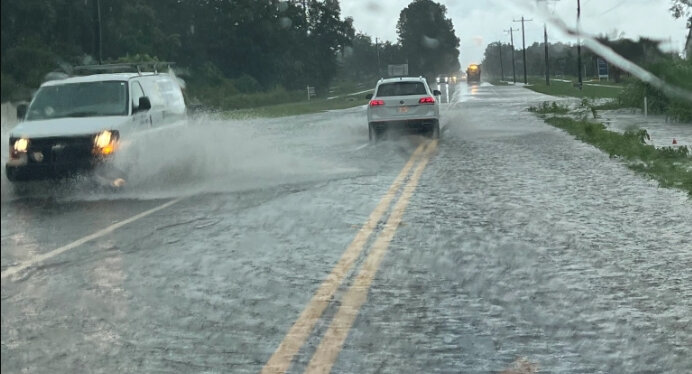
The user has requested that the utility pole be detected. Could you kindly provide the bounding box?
[544,24,550,86]
[537,0,559,86]
[92,0,103,64]
[505,27,519,84]
[577,0,583,89]
[513,16,532,84]
[375,37,381,76]
[498,42,505,81]
[686,26,692,59]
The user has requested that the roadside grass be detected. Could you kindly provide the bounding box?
[223,92,369,119]
[543,116,692,196]
[524,76,623,99]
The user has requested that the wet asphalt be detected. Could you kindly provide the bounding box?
[1,83,691,373]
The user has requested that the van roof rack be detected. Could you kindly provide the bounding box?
[73,62,176,75]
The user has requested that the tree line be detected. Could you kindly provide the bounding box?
[1,0,461,106]
[481,0,691,82]
[480,37,675,82]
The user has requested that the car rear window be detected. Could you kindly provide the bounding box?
[376,82,427,97]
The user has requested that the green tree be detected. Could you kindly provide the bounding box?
[480,42,513,80]
[341,33,379,80]
[670,0,691,56]
[304,0,354,91]
[396,0,460,77]
[0,0,354,102]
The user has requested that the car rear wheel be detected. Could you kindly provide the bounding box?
[430,121,440,139]
[369,123,379,143]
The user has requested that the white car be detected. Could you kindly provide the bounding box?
[6,63,186,185]
[366,77,441,142]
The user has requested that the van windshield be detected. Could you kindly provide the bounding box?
[26,81,129,120]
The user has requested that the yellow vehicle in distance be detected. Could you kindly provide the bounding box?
[466,64,481,84]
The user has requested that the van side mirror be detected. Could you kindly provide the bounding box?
[433,90,442,96]
[16,103,28,121]
[137,96,152,112]
[365,93,373,100]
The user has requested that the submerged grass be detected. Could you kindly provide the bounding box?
[524,77,623,99]
[543,116,692,196]
[528,101,570,115]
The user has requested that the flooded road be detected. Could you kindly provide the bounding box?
[2,83,691,373]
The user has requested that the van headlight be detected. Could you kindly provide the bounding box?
[10,138,29,159]
[13,138,29,153]
[93,130,119,155]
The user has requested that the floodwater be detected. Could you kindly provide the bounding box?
[2,84,691,373]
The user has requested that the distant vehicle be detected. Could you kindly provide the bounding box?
[365,77,441,142]
[437,74,459,84]
[6,62,187,186]
[466,64,481,83]
[436,75,449,84]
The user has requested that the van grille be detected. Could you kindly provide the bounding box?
[25,136,95,166]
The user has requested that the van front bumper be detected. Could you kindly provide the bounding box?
[4,134,119,182]
[5,156,98,182]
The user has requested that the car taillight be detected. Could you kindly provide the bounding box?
[419,97,435,104]
[369,99,385,107]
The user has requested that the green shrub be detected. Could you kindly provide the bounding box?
[232,74,263,94]
[1,45,58,101]
[528,101,570,115]
[618,59,692,122]
[219,86,302,110]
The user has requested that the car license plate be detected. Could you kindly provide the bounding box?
[398,106,408,113]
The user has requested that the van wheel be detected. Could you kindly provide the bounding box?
[93,166,128,190]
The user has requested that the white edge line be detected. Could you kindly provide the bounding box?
[1,197,183,280]
[354,143,369,151]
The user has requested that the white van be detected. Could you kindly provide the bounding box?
[5,64,187,185]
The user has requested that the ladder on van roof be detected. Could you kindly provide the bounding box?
[73,62,176,75]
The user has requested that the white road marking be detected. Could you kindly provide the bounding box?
[353,143,369,151]
[1,197,183,280]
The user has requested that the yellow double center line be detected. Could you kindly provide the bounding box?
[262,139,438,374]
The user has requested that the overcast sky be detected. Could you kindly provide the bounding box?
[341,0,689,69]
